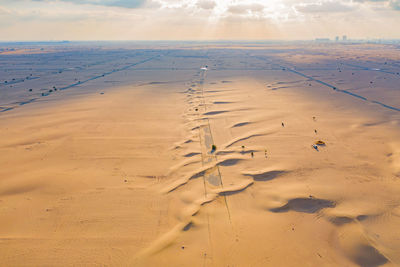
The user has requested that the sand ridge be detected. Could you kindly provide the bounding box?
[0,43,400,266]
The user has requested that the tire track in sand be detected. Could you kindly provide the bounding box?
[197,67,233,224]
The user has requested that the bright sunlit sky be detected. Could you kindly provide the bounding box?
[0,0,399,41]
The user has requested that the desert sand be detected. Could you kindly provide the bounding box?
[0,42,400,266]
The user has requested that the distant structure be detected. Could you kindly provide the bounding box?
[335,36,339,42]
[315,38,330,42]
[343,35,347,41]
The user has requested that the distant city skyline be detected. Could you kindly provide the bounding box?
[0,0,399,41]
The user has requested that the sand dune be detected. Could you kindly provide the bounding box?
[1,42,400,266]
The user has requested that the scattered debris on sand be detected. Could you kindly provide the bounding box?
[211,144,217,153]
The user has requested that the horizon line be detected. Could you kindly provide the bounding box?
[1,38,400,43]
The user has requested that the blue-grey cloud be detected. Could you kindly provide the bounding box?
[353,0,400,10]
[32,0,146,8]
[390,0,400,10]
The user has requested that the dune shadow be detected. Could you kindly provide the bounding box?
[204,110,229,116]
[218,158,244,166]
[232,122,251,128]
[216,150,236,156]
[356,215,369,221]
[219,182,254,196]
[328,216,354,226]
[183,222,193,231]
[0,183,41,196]
[353,245,388,267]
[244,170,286,181]
[270,198,335,213]
[240,149,259,155]
[184,152,200,157]
[214,101,234,104]
[225,133,267,148]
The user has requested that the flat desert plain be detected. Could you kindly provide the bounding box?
[0,42,400,266]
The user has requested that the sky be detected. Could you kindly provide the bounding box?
[0,0,399,41]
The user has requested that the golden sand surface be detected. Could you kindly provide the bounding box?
[0,43,400,266]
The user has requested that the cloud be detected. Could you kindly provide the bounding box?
[227,3,265,15]
[0,6,11,15]
[295,1,356,13]
[352,0,400,10]
[0,0,399,40]
[353,0,387,2]
[32,0,147,8]
[390,0,400,9]
[196,0,216,10]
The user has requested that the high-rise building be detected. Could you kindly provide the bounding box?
[335,36,339,42]
[343,35,347,41]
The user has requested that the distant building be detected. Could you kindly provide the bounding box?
[335,36,339,42]
[343,35,347,41]
[315,38,330,42]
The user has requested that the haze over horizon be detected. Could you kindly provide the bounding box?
[2,0,400,265]
[0,0,399,41]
